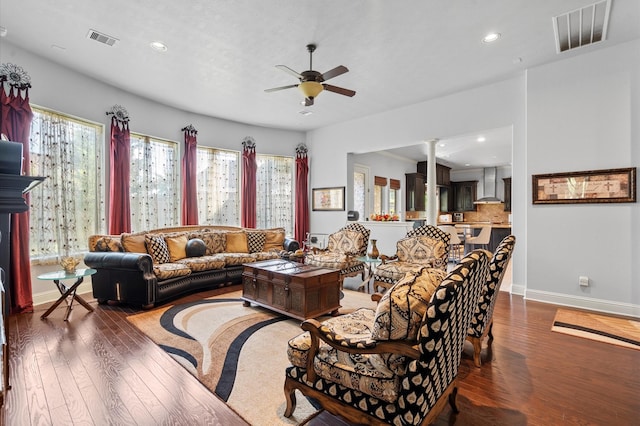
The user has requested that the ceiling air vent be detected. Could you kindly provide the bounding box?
[87,29,119,46]
[553,0,611,53]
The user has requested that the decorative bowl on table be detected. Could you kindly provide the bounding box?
[60,256,81,274]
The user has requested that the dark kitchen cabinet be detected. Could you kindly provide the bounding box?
[503,177,512,212]
[405,173,425,212]
[416,162,451,186]
[452,181,478,212]
[489,227,512,252]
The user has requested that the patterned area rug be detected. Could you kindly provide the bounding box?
[552,309,640,351]
[127,289,376,425]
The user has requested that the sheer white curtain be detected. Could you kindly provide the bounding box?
[129,134,179,232]
[256,154,294,235]
[28,107,104,263]
[196,147,240,226]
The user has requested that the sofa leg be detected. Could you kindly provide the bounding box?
[141,303,154,310]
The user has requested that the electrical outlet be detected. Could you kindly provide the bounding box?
[579,276,589,287]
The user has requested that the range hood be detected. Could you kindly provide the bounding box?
[474,167,502,204]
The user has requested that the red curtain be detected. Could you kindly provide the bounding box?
[181,126,198,225]
[108,116,131,234]
[294,146,309,244]
[1,82,35,313]
[241,138,256,228]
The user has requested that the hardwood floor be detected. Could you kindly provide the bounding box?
[3,285,640,425]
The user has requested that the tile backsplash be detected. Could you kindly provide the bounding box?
[406,204,510,223]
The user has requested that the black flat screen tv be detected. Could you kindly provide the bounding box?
[0,141,23,175]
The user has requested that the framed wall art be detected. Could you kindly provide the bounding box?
[312,186,345,211]
[532,167,636,204]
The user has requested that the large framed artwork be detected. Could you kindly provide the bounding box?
[312,187,345,211]
[532,167,636,204]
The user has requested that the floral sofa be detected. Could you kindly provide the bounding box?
[84,225,299,308]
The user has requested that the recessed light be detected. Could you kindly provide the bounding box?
[0,26,7,37]
[299,110,312,116]
[439,143,446,147]
[150,41,168,52]
[482,32,501,43]
[465,163,471,167]
[477,136,486,142]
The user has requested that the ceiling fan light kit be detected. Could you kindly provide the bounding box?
[265,43,355,106]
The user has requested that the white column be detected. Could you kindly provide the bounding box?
[426,138,438,226]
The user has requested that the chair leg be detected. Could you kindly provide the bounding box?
[448,386,459,414]
[283,376,298,418]
[487,320,494,343]
[471,336,483,368]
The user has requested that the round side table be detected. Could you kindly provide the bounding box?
[356,256,382,293]
[38,268,97,321]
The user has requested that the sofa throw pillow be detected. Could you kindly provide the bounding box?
[263,228,285,251]
[371,267,446,341]
[226,231,249,253]
[121,232,148,253]
[145,234,171,264]
[93,236,123,252]
[164,234,188,262]
[246,230,266,253]
[327,229,364,255]
[190,231,226,255]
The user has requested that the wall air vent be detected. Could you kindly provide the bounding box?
[553,0,611,54]
[86,29,119,46]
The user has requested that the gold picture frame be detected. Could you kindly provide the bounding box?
[312,187,345,211]
[532,167,636,204]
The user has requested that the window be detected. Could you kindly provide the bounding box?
[373,176,387,214]
[389,178,401,214]
[196,147,240,226]
[129,133,179,231]
[353,165,369,220]
[28,107,104,263]
[256,154,294,235]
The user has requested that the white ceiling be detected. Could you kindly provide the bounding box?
[1,0,639,168]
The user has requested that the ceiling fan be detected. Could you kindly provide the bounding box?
[265,44,356,106]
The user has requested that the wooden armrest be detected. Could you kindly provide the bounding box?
[371,292,384,303]
[300,318,420,382]
[379,254,398,264]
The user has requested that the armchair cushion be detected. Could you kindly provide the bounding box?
[396,235,447,265]
[372,268,447,341]
[327,229,365,255]
[287,308,376,369]
[304,252,361,270]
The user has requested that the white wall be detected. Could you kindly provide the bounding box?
[525,39,640,316]
[307,39,640,317]
[1,42,305,303]
[307,75,527,294]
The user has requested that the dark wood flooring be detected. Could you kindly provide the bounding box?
[3,285,640,425]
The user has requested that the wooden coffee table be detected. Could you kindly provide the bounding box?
[242,259,340,321]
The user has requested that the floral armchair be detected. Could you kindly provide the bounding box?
[372,225,450,292]
[304,222,370,286]
[467,234,516,367]
[284,250,491,425]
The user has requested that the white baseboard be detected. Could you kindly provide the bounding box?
[525,289,640,319]
[33,282,93,306]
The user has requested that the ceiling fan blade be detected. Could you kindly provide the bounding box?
[323,84,356,97]
[275,65,303,80]
[264,84,299,93]
[304,97,314,106]
[320,65,348,81]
